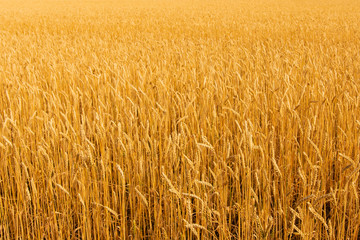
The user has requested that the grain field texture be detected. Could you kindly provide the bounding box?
[0,0,360,239]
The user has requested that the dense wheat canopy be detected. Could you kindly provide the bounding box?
[0,0,360,239]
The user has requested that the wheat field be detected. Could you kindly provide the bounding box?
[0,0,360,239]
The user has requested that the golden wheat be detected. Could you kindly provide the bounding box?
[0,0,360,239]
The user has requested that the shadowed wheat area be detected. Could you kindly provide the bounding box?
[0,0,360,239]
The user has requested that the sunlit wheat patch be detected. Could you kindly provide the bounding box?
[0,0,360,239]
